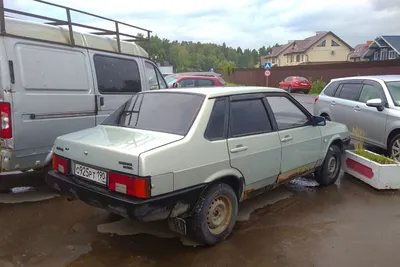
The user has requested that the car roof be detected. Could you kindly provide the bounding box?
[331,75,400,82]
[147,86,285,98]
[175,75,217,79]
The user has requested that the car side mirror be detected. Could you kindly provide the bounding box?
[312,116,326,126]
[366,98,384,111]
[172,82,179,88]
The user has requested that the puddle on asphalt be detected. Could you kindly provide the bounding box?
[0,187,59,204]
[97,188,294,247]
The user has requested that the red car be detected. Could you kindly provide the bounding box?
[278,76,311,94]
[166,75,225,88]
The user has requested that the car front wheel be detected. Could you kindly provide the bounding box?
[188,183,238,246]
[314,144,342,186]
[389,134,400,162]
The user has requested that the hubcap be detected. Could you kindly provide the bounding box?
[207,195,233,235]
[391,139,400,161]
[327,155,338,179]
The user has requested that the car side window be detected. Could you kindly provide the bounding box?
[204,98,226,140]
[359,84,385,103]
[145,62,167,90]
[266,96,309,130]
[323,81,340,96]
[229,99,273,137]
[336,83,362,101]
[180,79,196,88]
[198,79,214,87]
[94,55,141,93]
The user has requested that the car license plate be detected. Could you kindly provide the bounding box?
[301,82,307,85]
[75,163,107,185]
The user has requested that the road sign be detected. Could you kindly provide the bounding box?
[264,70,271,77]
[263,62,272,70]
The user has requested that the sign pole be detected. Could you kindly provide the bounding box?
[266,75,269,87]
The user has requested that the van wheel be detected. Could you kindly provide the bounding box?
[314,144,342,186]
[188,183,238,246]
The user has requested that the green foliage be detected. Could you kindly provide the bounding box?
[352,127,396,164]
[136,35,279,72]
[308,77,327,95]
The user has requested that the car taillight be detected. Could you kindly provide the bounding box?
[0,102,12,139]
[108,172,150,199]
[314,96,319,103]
[52,154,69,175]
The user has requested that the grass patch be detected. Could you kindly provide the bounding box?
[308,77,327,95]
[227,82,239,86]
[354,149,396,164]
[352,126,396,164]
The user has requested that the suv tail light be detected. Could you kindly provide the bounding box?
[108,172,150,199]
[314,96,319,103]
[52,154,70,175]
[0,102,12,139]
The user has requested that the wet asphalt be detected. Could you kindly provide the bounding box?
[1,94,400,267]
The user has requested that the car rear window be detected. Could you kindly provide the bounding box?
[102,92,205,135]
[295,77,307,81]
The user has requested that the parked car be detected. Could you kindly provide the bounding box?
[46,86,350,245]
[168,72,227,86]
[167,75,225,88]
[314,75,400,161]
[278,76,311,94]
[0,7,167,178]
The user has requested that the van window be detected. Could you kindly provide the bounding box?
[336,83,362,101]
[144,62,167,90]
[94,55,141,94]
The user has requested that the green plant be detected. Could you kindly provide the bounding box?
[351,127,396,164]
[308,77,326,95]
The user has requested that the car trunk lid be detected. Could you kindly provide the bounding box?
[54,125,183,176]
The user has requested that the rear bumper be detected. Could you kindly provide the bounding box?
[46,170,206,222]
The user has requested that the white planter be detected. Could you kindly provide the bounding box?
[343,150,400,190]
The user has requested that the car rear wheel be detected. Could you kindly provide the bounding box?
[314,144,342,186]
[389,134,400,162]
[188,183,238,246]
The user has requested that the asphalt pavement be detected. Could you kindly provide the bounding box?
[1,94,400,267]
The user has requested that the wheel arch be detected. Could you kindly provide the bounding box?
[387,128,400,150]
[203,168,245,201]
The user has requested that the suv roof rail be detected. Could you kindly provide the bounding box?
[0,0,152,57]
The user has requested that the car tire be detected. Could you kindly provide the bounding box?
[288,86,292,93]
[388,134,400,162]
[314,144,342,186]
[188,183,238,246]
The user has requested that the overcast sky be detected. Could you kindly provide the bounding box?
[5,0,400,50]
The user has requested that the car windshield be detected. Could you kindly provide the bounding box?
[101,92,205,135]
[387,81,400,106]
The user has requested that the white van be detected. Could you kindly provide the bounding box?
[0,1,167,177]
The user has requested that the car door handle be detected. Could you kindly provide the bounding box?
[330,101,336,106]
[354,105,360,111]
[230,145,248,153]
[281,135,293,142]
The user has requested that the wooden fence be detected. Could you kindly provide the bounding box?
[217,59,400,87]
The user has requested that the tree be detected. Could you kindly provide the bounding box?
[135,35,281,71]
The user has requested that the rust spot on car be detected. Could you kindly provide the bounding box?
[243,188,255,200]
[277,161,318,183]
